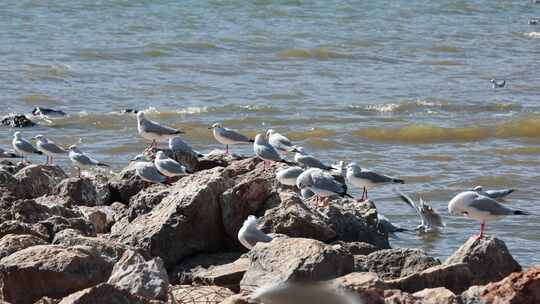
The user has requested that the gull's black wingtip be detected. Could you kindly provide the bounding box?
[393,178,405,184]
[514,210,530,216]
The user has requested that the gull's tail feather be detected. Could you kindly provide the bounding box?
[514,210,530,215]
[249,138,255,143]
[395,227,410,233]
[393,178,405,184]
[97,162,109,167]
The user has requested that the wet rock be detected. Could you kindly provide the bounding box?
[479,266,540,304]
[77,206,108,234]
[445,236,521,285]
[413,287,460,304]
[0,233,48,259]
[170,285,234,304]
[357,248,440,280]
[331,272,387,304]
[53,178,99,207]
[107,250,169,301]
[1,114,35,128]
[0,245,113,304]
[58,283,163,304]
[192,256,250,292]
[385,263,474,294]
[169,252,242,285]
[109,167,234,268]
[14,165,67,199]
[240,237,354,291]
[40,216,96,238]
[0,220,49,241]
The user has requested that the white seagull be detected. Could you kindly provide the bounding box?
[490,79,506,89]
[209,123,253,154]
[276,166,304,186]
[294,147,332,170]
[130,154,169,188]
[237,215,272,250]
[296,168,352,206]
[397,191,445,233]
[12,132,43,163]
[68,145,109,177]
[266,129,298,154]
[346,163,404,201]
[253,134,294,169]
[169,137,203,158]
[137,111,184,150]
[448,191,529,240]
[154,151,189,181]
[33,135,68,165]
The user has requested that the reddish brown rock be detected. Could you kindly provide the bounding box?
[479,266,540,304]
[14,165,67,199]
[331,272,387,304]
[0,234,48,259]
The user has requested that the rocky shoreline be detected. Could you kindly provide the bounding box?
[0,150,537,304]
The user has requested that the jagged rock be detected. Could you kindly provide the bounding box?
[58,283,163,304]
[126,187,170,221]
[445,236,521,285]
[459,285,485,304]
[34,296,60,304]
[192,257,249,292]
[14,165,67,199]
[385,263,474,294]
[95,202,128,233]
[0,233,48,259]
[356,248,440,280]
[109,167,234,268]
[108,163,144,204]
[107,250,169,301]
[170,285,234,304]
[383,289,420,304]
[0,160,25,175]
[77,207,108,234]
[478,266,540,304]
[240,238,354,291]
[1,114,35,128]
[259,192,337,242]
[169,252,242,285]
[0,220,49,240]
[220,294,251,304]
[413,287,460,304]
[332,241,380,256]
[40,216,96,238]
[53,178,99,206]
[0,169,19,195]
[330,272,387,304]
[0,245,113,304]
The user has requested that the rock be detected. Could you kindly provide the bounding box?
[413,287,460,304]
[385,263,474,294]
[0,245,113,304]
[332,241,380,256]
[479,266,540,304]
[0,169,19,195]
[240,237,354,291]
[169,252,243,285]
[330,272,387,303]
[220,294,251,304]
[358,248,440,280]
[259,192,337,242]
[53,178,100,206]
[126,187,170,221]
[14,165,67,199]
[170,285,234,304]
[108,163,144,204]
[77,207,108,234]
[460,285,485,304]
[40,216,96,238]
[34,296,60,304]
[58,283,163,304]
[445,236,521,285]
[109,167,234,268]
[0,220,49,241]
[192,257,249,292]
[0,234,48,259]
[10,199,62,223]
[1,114,35,128]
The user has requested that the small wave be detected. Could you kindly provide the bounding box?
[420,60,464,66]
[525,32,540,38]
[494,147,540,156]
[352,100,520,115]
[286,128,338,141]
[429,45,463,53]
[278,48,352,60]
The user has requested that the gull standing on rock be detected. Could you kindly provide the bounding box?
[169,137,203,157]
[137,112,184,150]
[0,147,19,159]
[397,191,445,233]
[130,154,169,188]
[266,129,298,154]
[346,163,404,201]
[472,186,515,201]
[294,147,332,170]
[276,166,304,186]
[254,134,294,169]
[448,191,529,240]
[33,135,67,165]
[296,168,352,206]
[68,145,109,178]
[12,132,42,163]
[209,123,253,154]
[237,215,272,250]
[154,151,189,182]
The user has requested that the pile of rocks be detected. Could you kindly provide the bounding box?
[0,152,536,304]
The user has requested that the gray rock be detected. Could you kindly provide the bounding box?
[58,283,163,304]
[40,216,96,238]
[169,252,242,285]
[77,206,108,234]
[0,233,48,259]
[0,220,49,241]
[53,178,100,207]
[192,257,249,292]
[14,165,67,199]
[170,285,234,304]
[358,248,440,280]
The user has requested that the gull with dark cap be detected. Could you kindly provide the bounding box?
[448,191,530,240]
[254,134,294,169]
[209,123,253,154]
[296,168,352,206]
[137,111,184,150]
[397,191,445,233]
[472,185,515,201]
[12,132,42,163]
[294,147,332,170]
[346,163,404,201]
[68,145,109,178]
[266,129,298,154]
[33,135,67,165]
[154,151,189,182]
[131,154,169,188]
[237,215,272,250]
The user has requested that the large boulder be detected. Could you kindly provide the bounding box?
[0,220,49,241]
[240,237,354,291]
[58,283,163,304]
[53,178,100,207]
[0,233,48,259]
[330,272,388,303]
[445,236,521,285]
[126,187,170,221]
[109,167,234,268]
[107,250,169,301]
[14,165,67,199]
[0,245,113,304]
[192,256,250,292]
[478,266,540,304]
[413,287,460,304]
[170,285,234,304]
[108,163,145,204]
[169,252,242,285]
[40,215,96,238]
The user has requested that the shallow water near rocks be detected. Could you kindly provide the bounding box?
[1,0,539,266]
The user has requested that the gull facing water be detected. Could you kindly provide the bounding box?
[209,123,253,154]
[154,151,188,180]
[266,129,298,153]
[68,145,109,177]
[346,163,404,201]
[12,132,42,162]
[137,111,184,149]
[237,215,272,250]
[33,135,67,165]
[131,154,169,186]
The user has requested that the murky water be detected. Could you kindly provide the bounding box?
[1,0,540,266]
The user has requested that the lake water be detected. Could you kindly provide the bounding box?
[1,0,540,266]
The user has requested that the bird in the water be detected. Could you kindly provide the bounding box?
[472,186,515,201]
[294,147,333,170]
[209,123,253,154]
[448,191,529,240]
[68,145,109,178]
[31,107,66,117]
[346,163,404,201]
[397,191,445,233]
[33,135,68,165]
[296,168,352,207]
[154,151,189,182]
[137,111,184,151]
[12,132,43,163]
[253,134,294,169]
[266,129,299,154]
[276,166,304,186]
[490,79,506,89]
[377,213,409,235]
[529,18,539,25]
[237,215,272,250]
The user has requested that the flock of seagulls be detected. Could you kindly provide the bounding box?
[0,110,531,250]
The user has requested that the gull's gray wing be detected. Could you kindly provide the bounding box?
[270,133,293,150]
[241,226,272,248]
[158,158,186,175]
[141,118,180,135]
[485,189,515,199]
[137,162,167,183]
[469,196,515,216]
[419,197,445,228]
[277,167,304,180]
[311,170,346,195]
[40,142,67,154]
[16,139,40,154]
[221,128,251,143]
[71,153,99,166]
[357,170,395,183]
[296,154,330,170]
[256,143,283,161]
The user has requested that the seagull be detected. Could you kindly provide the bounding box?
[266,129,298,154]
[294,147,332,170]
[0,147,19,159]
[448,191,529,240]
[346,163,404,201]
[237,215,272,250]
[490,79,506,89]
[209,123,253,154]
[68,145,109,178]
[529,18,540,25]
[137,111,184,150]
[253,134,294,169]
[130,154,169,188]
[31,107,66,117]
[276,166,304,186]
[32,135,67,165]
[12,132,43,163]
[397,191,445,233]
[296,168,352,207]
[251,282,360,304]
[330,161,347,177]
[472,186,515,201]
[169,137,203,158]
[377,213,409,235]
[154,151,189,181]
